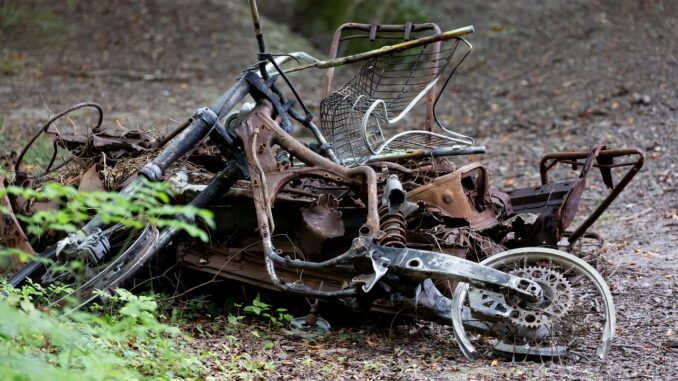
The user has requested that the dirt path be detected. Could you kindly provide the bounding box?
[1,1,676,379]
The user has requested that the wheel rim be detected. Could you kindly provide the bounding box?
[451,247,615,362]
[40,224,158,306]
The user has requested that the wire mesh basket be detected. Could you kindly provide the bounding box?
[320,28,473,166]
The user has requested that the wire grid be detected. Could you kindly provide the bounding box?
[320,37,472,166]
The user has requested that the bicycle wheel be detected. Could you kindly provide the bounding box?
[451,247,615,362]
[10,223,158,306]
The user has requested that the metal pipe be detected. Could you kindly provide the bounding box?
[287,26,475,73]
[210,77,251,119]
[568,149,645,243]
[79,80,251,235]
[130,162,243,264]
[366,145,485,162]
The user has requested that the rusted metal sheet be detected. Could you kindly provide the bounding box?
[505,145,644,246]
[298,194,345,257]
[176,241,348,293]
[233,101,381,239]
[48,128,155,160]
[407,163,497,230]
[506,145,602,246]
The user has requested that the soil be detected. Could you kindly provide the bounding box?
[1,0,676,379]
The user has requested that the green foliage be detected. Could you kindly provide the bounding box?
[242,294,293,327]
[0,179,214,241]
[0,283,209,380]
[216,334,276,381]
[0,177,220,379]
[0,2,23,31]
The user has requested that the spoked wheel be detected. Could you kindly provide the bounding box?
[10,224,158,307]
[451,247,615,363]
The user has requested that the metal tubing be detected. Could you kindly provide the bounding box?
[15,103,103,175]
[210,78,251,119]
[81,109,216,235]
[79,81,251,235]
[285,26,475,74]
[132,162,243,264]
[366,145,485,162]
[539,147,643,184]
[538,148,644,244]
[567,149,645,243]
[148,109,218,176]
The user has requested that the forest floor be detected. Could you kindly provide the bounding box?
[1,0,676,379]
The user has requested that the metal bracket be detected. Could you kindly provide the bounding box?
[55,228,110,265]
[377,245,544,303]
[352,251,390,293]
[242,71,294,132]
[468,287,512,319]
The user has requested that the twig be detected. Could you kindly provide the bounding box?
[619,208,653,222]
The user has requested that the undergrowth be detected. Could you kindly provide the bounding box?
[0,180,226,380]
[0,177,308,380]
[0,284,208,380]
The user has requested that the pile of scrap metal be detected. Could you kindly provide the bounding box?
[0,6,647,362]
[0,99,643,280]
[0,99,644,303]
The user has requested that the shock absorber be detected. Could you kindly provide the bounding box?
[378,175,408,247]
[378,205,407,247]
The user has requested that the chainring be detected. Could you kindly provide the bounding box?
[506,265,573,329]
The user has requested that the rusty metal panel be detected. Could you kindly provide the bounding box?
[407,163,497,230]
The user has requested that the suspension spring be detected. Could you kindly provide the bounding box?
[378,205,407,247]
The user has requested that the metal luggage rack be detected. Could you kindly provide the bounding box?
[319,23,475,166]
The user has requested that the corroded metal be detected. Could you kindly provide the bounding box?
[323,22,445,132]
[0,176,35,271]
[538,147,645,244]
[284,26,475,74]
[452,248,616,361]
[407,163,498,230]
